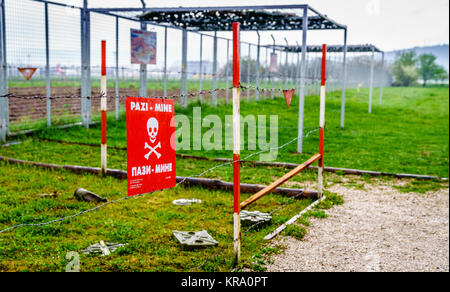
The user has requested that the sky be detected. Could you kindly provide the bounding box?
[83,0,450,51]
[5,0,450,69]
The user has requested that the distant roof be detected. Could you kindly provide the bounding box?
[89,5,347,32]
[270,44,383,53]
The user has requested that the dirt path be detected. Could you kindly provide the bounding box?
[266,184,449,272]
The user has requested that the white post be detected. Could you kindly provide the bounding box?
[101,40,107,176]
[297,7,308,153]
[379,52,384,105]
[163,26,168,98]
[181,29,188,108]
[232,22,241,266]
[139,22,147,97]
[212,31,218,106]
[340,29,348,128]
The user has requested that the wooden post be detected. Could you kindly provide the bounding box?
[101,40,107,176]
[240,153,321,209]
[318,44,327,197]
[232,22,241,266]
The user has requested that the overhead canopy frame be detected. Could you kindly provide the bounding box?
[86,4,349,150]
[269,44,383,53]
[89,5,347,32]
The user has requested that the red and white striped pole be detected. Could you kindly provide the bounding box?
[232,22,241,266]
[318,44,327,197]
[101,40,107,176]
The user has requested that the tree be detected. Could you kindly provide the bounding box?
[435,65,449,86]
[392,51,418,86]
[417,53,441,87]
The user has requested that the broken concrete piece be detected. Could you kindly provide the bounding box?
[36,191,58,198]
[241,210,272,227]
[81,241,127,256]
[173,230,218,248]
[172,199,202,206]
[74,188,107,203]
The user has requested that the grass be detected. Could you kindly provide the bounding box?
[0,160,326,272]
[6,86,448,177]
[0,85,448,271]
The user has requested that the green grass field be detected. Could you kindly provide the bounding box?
[0,86,448,271]
[8,86,447,177]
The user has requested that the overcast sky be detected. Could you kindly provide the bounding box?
[6,0,450,68]
[84,0,450,51]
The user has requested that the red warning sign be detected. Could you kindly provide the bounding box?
[126,97,176,196]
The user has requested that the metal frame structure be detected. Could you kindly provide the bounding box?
[87,4,347,154]
[0,1,348,151]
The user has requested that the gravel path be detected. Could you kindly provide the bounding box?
[266,183,449,272]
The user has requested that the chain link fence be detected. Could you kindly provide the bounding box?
[0,0,392,139]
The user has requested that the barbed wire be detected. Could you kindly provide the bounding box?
[0,126,320,235]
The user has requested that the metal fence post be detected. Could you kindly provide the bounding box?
[115,16,119,120]
[163,26,168,98]
[247,43,250,102]
[0,0,8,142]
[270,35,275,99]
[225,39,230,104]
[284,38,289,90]
[379,51,384,105]
[139,22,147,97]
[212,31,218,106]
[81,0,91,128]
[297,7,308,153]
[199,34,203,103]
[181,29,188,108]
[368,45,375,113]
[45,2,51,127]
[264,46,268,99]
[340,28,348,128]
[255,32,260,101]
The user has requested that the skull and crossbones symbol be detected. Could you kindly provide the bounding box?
[144,117,161,159]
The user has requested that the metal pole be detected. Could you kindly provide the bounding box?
[270,35,276,99]
[232,22,241,266]
[45,2,51,127]
[225,39,230,104]
[255,32,260,101]
[163,26,168,98]
[247,43,250,102]
[212,31,218,106]
[115,16,119,120]
[284,38,289,90]
[297,7,308,153]
[368,45,375,113]
[278,49,282,92]
[264,46,268,99]
[199,34,203,103]
[379,52,384,105]
[340,28,348,128]
[81,0,91,128]
[0,0,7,142]
[139,22,147,97]
[181,29,188,108]
[296,51,300,95]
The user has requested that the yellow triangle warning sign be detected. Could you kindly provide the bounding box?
[283,89,295,108]
[18,67,37,80]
